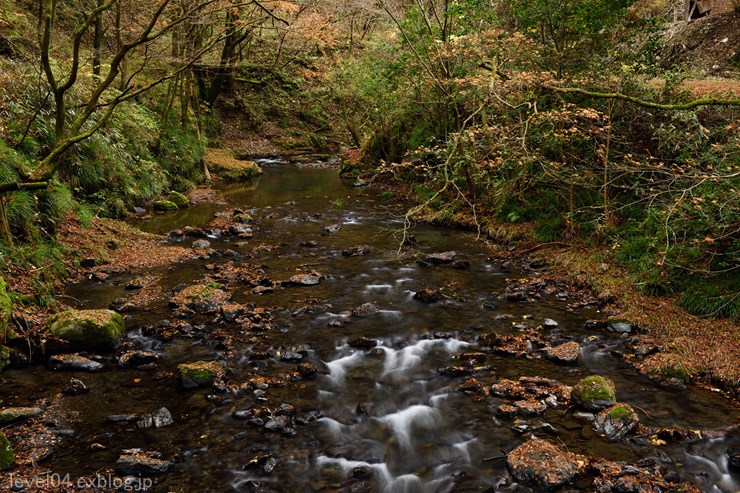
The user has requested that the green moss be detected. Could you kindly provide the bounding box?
[153,200,178,211]
[48,309,125,352]
[0,431,14,471]
[656,362,692,382]
[0,277,14,341]
[177,361,223,389]
[0,346,10,372]
[571,375,617,410]
[607,403,636,423]
[166,191,190,208]
[233,213,253,224]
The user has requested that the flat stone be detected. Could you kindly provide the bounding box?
[513,399,547,416]
[0,407,42,425]
[342,245,371,256]
[422,251,456,265]
[48,354,104,372]
[118,350,159,369]
[115,450,173,476]
[544,341,581,364]
[286,274,321,286]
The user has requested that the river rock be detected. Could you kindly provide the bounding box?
[506,438,585,489]
[513,399,547,416]
[592,403,639,441]
[728,448,740,472]
[63,377,90,396]
[191,239,211,250]
[166,191,189,208]
[153,200,178,211]
[0,407,42,425]
[342,244,371,256]
[137,407,174,429]
[349,337,377,350]
[177,361,224,389]
[351,303,378,317]
[118,350,159,370]
[542,318,559,328]
[413,288,444,303]
[0,431,14,471]
[571,375,617,411]
[116,449,173,476]
[285,273,321,286]
[47,309,124,352]
[544,341,581,364]
[608,319,633,333]
[297,362,318,379]
[323,224,341,235]
[425,251,457,265]
[48,353,104,372]
[171,284,231,313]
[0,277,14,341]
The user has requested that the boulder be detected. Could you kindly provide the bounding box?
[177,361,223,389]
[507,438,584,489]
[0,431,14,471]
[153,200,178,211]
[592,403,639,441]
[171,284,230,313]
[0,277,14,340]
[47,309,124,352]
[137,407,174,429]
[571,375,617,411]
[166,191,189,208]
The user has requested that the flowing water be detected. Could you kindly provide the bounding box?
[2,158,738,492]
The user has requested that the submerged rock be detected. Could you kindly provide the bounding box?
[285,273,321,286]
[351,303,378,317]
[48,353,104,372]
[349,337,377,350]
[118,350,159,370]
[191,239,211,250]
[177,361,224,389]
[0,431,14,471]
[47,309,124,352]
[506,438,585,489]
[571,376,617,411]
[323,224,341,235]
[423,251,456,265]
[592,403,639,441]
[544,341,581,364]
[116,449,173,476]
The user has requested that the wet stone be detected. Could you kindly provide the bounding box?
[116,449,173,476]
[544,341,581,364]
[191,239,211,250]
[727,448,740,472]
[298,362,318,379]
[439,365,472,377]
[63,377,90,396]
[137,407,174,429]
[118,350,159,370]
[0,407,43,425]
[413,288,444,303]
[351,303,378,317]
[253,285,274,295]
[286,273,321,286]
[513,399,547,416]
[506,438,585,489]
[108,414,139,423]
[349,337,377,350]
[323,224,341,235]
[571,375,617,411]
[48,354,104,372]
[497,405,518,419]
[592,403,639,441]
[422,251,456,264]
[342,244,371,256]
[542,318,559,328]
[299,240,319,248]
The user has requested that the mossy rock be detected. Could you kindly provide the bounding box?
[0,346,10,372]
[233,213,253,224]
[0,431,14,471]
[0,406,42,425]
[153,200,178,212]
[171,284,231,314]
[593,403,639,441]
[0,277,15,341]
[571,375,616,411]
[655,362,692,383]
[177,361,223,389]
[48,309,125,353]
[166,191,190,208]
[205,148,263,182]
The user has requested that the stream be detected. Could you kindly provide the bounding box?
[2,157,739,492]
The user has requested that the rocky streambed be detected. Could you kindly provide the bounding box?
[0,158,739,492]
